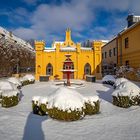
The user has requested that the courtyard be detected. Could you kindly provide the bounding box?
[0,80,140,140]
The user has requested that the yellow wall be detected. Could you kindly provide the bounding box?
[35,29,103,81]
[118,23,140,69]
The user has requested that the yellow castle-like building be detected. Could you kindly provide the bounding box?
[35,28,104,81]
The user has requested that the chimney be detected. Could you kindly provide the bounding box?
[127,14,140,27]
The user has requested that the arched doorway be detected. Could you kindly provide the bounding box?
[63,58,74,79]
[46,63,53,76]
[84,63,91,75]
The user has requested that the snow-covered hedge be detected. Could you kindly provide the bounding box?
[112,81,140,108]
[102,75,116,86]
[0,80,21,107]
[113,78,128,89]
[47,87,85,121]
[32,87,100,121]
[8,77,22,88]
[1,90,20,107]
[20,74,35,86]
[32,96,48,116]
[84,96,100,115]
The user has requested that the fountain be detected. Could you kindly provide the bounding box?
[54,54,85,88]
[61,54,75,86]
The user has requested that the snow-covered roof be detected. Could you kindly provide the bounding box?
[60,47,76,51]
[0,26,34,51]
[81,47,92,50]
[101,40,109,43]
[44,48,55,52]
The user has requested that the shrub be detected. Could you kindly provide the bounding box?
[2,95,19,108]
[32,96,48,116]
[31,88,101,121]
[112,81,140,108]
[84,96,100,115]
[22,80,35,86]
[112,96,131,108]
[47,107,85,121]
[84,100,100,115]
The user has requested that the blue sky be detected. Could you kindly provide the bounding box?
[0,0,140,46]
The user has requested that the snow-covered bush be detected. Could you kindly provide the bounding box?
[112,81,140,108]
[20,74,35,86]
[8,77,22,88]
[102,75,116,86]
[47,87,85,121]
[84,96,100,115]
[113,78,128,89]
[32,96,48,116]
[116,66,134,78]
[32,87,100,121]
[0,80,17,91]
[1,90,19,107]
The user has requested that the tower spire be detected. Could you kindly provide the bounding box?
[65,28,71,42]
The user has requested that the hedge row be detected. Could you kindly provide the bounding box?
[112,95,140,108]
[22,80,35,86]
[32,99,100,121]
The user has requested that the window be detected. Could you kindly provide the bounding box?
[109,49,112,57]
[105,52,107,58]
[46,63,53,75]
[113,48,116,56]
[125,60,129,66]
[84,63,91,75]
[102,53,104,59]
[125,37,129,48]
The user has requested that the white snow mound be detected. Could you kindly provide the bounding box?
[2,90,19,97]
[112,81,140,97]
[47,87,85,111]
[39,97,48,104]
[8,77,22,87]
[102,75,115,82]
[22,74,35,82]
[0,80,17,91]
[84,95,99,106]
[114,78,128,87]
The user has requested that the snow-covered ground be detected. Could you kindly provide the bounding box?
[0,80,140,140]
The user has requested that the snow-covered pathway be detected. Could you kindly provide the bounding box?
[0,81,140,140]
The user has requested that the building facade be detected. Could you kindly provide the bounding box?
[35,29,104,81]
[118,21,140,68]
[102,14,140,80]
[102,37,117,76]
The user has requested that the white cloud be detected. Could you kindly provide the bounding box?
[12,0,140,44]
[13,0,94,43]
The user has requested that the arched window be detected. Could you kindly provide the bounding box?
[84,63,91,75]
[46,63,53,75]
